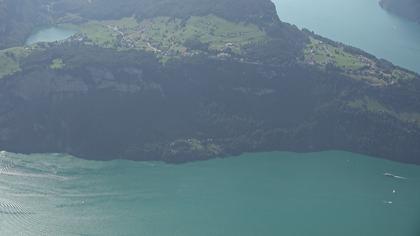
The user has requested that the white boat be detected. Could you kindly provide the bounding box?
[384,172,407,179]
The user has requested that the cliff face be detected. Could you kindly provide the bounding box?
[380,0,420,23]
[0,0,419,164]
[0,42,419,164]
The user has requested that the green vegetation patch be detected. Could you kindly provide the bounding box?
[348,96,420,126]
[391,69,416,81]
[348,96,390,113]
[79,22,118,48]
[50,58,65,70]
[184,15,266,52]
[66,15,267,59]
[0,47,33,79]
[400,112,420,126]
[304,37,418,86]
[167,138,223,159]
[304,37,365,70]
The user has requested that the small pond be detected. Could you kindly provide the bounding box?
[25,27,77,45]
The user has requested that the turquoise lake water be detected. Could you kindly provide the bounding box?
[273,0,420,73]
[0,151,419,235]
[25,27,76,45]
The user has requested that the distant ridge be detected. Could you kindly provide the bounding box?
[380,0,420,23]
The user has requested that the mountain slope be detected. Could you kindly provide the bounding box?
[0,0,419,164]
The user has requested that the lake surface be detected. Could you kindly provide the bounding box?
[0,151,419,235]
[272,0,420,73]
[25,27,77,45]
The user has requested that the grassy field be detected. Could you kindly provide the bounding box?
[183,15,266,51]
[65,15,266,57]
[304,37,418,85]
[0,15,265,77]
[304,37,365,70]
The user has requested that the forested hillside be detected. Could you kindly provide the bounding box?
[0,0,419,164]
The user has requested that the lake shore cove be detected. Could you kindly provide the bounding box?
[0,0,419,164]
